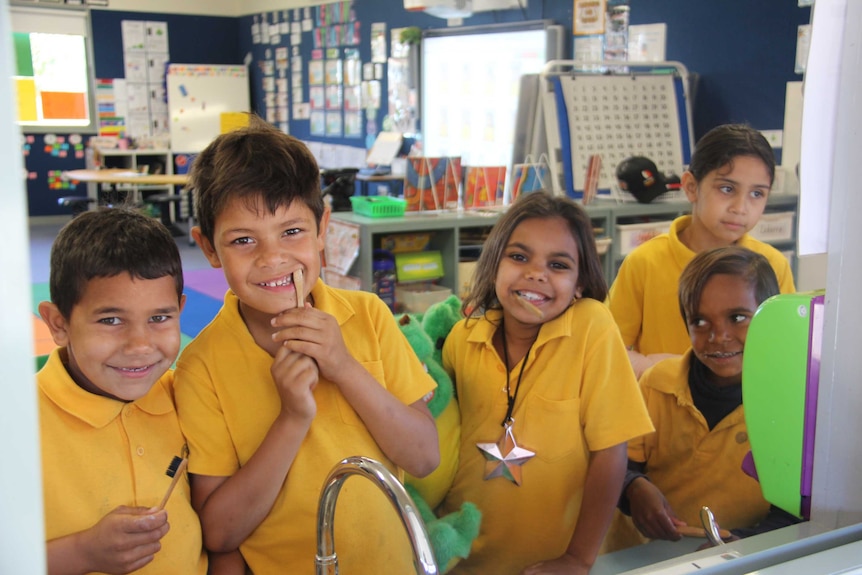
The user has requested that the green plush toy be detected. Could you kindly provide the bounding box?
[398,295,481,572]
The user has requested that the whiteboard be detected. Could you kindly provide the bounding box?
[167,64,250,153]
[421,22,563,168]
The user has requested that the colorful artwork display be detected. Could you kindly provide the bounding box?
[511,162,550,201]
[404,156,461,212]
[463,166,506,208]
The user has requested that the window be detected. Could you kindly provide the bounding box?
[11,5,96,132]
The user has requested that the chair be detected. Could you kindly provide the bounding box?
[143,193,185,237]
[57,196,95,217]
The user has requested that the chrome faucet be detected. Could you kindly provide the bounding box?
[315,456,439,575]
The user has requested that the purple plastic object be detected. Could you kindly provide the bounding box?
[742,451,759,481]
[800,294,825,520]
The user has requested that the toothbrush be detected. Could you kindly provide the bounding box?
[517,295,544,320]
[294,269,304,309]
[158,455,188,510]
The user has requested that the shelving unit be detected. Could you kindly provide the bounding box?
[328,194,799,295]
[329,206,613,293]
[608,194,799,276]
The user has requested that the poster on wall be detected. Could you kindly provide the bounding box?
[248,0,363,140]
[166,64,251,153]
[121,20,170,140]
[325,110,342,136]
[310,109,325,135]
[573,0,606,35]
[371,22,387,63]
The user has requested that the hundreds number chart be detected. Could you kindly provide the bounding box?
[541,63,693,199]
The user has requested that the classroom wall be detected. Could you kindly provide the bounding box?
[240,0,810,145]
[22,10,239,217]
[23,0,810,217]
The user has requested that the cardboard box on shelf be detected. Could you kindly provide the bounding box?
[395,284,453,314]
[394,251,444,283]
[596,237,611,255]
[616,220,673,255]
[457,261,477,299]
[750,212,795,243]
[380,233,432,253]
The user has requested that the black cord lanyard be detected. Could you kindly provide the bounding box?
[500,323,535,427]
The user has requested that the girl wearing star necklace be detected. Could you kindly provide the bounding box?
[439,191,654,575]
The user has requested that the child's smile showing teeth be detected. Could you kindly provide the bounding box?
[704,350,741,359]
[113,363,158,377]
[516,290,546,302]
[259,275,292,288]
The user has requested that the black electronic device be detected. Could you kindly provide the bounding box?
[321,168,359,212]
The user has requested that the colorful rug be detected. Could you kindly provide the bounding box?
[32,268,229,359]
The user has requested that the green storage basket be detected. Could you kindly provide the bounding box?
[350,196,406,218]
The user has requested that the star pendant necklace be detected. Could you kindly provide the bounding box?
[476,321,536,486]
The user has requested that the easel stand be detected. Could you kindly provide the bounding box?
[539,60,695,201]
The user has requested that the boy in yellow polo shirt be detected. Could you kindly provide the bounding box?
[37,208,207,575]
[608,124,795,378]
[620,247,786,543]
[174,116,439,575]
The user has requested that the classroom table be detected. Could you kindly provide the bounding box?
[355,173,405,197]
[62,169,191,239]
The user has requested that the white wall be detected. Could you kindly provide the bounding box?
[810,0,862,529]
[0,0,47,572]
[93,0,339,17]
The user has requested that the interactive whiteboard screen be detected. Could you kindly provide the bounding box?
[421,21,562,169]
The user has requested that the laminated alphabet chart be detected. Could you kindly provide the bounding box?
[541,67,693,199]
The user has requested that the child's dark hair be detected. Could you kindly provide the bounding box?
[190,114,323,244]
[688,124,775,186]
[463,191,606,317]
[678,246,779,325]
[49,208,183,318]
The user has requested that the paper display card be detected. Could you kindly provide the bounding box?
[464,166,506,208]
[366,131,402,166]
[323,218,360,276]
[404,157,461,212]
[511,162,550,200]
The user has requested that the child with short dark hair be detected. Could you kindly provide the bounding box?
[37,208,206,574]
[620,246,782,543]
[174,116,439,575]
[439,191,653,575]
[609,124,795,377]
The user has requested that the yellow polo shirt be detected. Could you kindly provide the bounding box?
[38,348,207,575]
[608,215,796,356]
[174,280,436,575]
[440,299,654,575]
[628,351,770,531]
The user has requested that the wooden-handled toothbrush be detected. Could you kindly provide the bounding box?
[294,269,304,309]
[158,455,188,510]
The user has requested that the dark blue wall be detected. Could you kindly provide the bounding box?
[242,0,809,145]
[90,10,241,78]
[26,1,809,217]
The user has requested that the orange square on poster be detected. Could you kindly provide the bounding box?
[41,91,87,120]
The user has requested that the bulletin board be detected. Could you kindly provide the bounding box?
[540,61,694,199]
[166,64,251,153]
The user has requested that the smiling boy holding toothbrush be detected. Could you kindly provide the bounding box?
[173,116,439,575]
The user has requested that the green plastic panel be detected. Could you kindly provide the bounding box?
[742,292,818,518]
